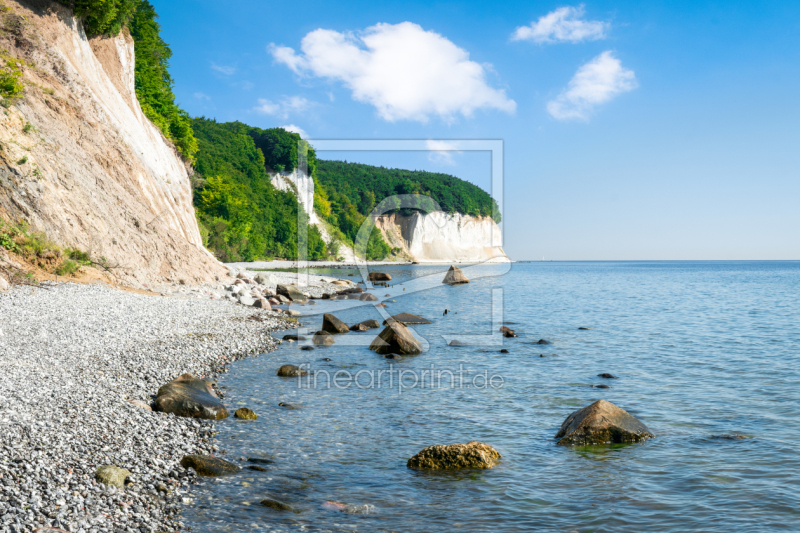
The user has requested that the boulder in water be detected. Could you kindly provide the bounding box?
[261,498,294,511]
[537,339,551,345]
[153,373,229,420]
[283,334,306,342]
[442,265,469,285]
[313,330,336,345]
[180,455,240,477]
[277,364,308,377]
[369,320,422,355]
[368,272,392,281]
[500,326,518,338]
[359,292,379,301]
[597,373,617,379]
[322,314,350,334]
[407,441,501,469]
[555,400,655,446]
[234,407,257,420]
[382,313,431,325]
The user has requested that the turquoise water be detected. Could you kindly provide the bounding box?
[184,262,800,532]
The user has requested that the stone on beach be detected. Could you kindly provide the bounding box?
[322,313,350,334]
[180,455,240,477]
[253,298,271,309]
[555,400,655,446]
[234,407,257,420]
[95,465,132,487]
[368,272,392,281]
[442,265,469,285]
[277,364,308,377]
[382,313,431,325]
[153,373,229,420]
[369,320,423,355]
[254,272,276,285]
[407,441,501,469]
[126,398,152,411]
[359,292,379,301]
[276,283,307,303]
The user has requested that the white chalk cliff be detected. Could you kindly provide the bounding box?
[375,211,509,263]
[0,0,224,282]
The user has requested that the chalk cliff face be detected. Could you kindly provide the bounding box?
[375,211,509,263]
[0,0,224,283]
[270,169,319,225]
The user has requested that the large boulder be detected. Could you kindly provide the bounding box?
[359,292,378,301]
[322,314,350,334]
[254,272,276,285]
[253,298,271,310]
[368,272,392,281]
[276,284,307,303]
[382,313,431,325]
[180,455,240,477]
[369,321,422,355]
[277,364,308,377]
[442,265,469,285]
[500,326,517,338]
[96,466,132,487]
[407,441,501,470]
[555,400,655,446]
[153,373,229,420]
[234,408,257,420]
[350,319,380,332]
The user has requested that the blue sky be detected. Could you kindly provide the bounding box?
[155,0,800,260]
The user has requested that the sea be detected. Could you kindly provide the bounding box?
[183,261,800,532]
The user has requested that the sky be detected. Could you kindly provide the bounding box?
[154,0,800,260]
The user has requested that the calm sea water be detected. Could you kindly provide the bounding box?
[184,261,800,532]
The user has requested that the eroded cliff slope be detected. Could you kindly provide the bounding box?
[0,0,224,283]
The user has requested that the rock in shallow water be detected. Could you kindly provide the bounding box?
[95,465,131,487]
[555,400,654,446]
[261,498,294,511]
[407,441,501,469]
[442,265,469,285]
[153,373,229,420]
[313,330,336,345]
[277,364,308,377]
[234,407,257,420]
[382,313,431,325]
[276,283,307,303]
[322,313,350,334]
[180,455,240,476]
[369,321,422,355]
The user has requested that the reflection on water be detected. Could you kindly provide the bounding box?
[184,261,800,532]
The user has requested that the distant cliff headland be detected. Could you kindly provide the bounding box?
[0,0,507,286]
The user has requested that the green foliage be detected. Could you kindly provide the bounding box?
[56,0,136,37]
[22,121,34,134]
[247,127,316,174]
[55,259,79,276]
[129,0,197,162]
[316,160,500,228]
[190,118,328,261]
[16,155,27,165]
[0,52,24,99]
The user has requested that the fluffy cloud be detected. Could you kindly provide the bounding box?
[269,22,516,122]
[547,51,637,120]
[253,96,311,119]
[426,140,462,165]
[512,5,608,44]
[281,124,308,139]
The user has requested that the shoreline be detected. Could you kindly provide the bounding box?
[0,281,298,533]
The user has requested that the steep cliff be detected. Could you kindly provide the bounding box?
[0,0,224,283]
[375,211,509,263]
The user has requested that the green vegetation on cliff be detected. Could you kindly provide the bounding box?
[57,0,136,37]
[190,118,327,261]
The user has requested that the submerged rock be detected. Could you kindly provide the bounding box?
[448,340,467,346]
[355,319,380,329]
[301,345,315,351]
[368,272,392,281]
[442,265,469,285]
[95,466,131,488]
[359,292,379,301]
[283,334,306,342]
[313,330,336,345]
[276,284,307,303]
[234,407,257,420]
[261,498,294,511]
[407,441,501,470]
[537,339,551,345]
[382,313,431,325]
[369,321,422,355]
[153,373,229,420]
[278,402,300,409]
[277,364,308,377]
[499,349,509,354]
[350,323,369,332]
[322,313,350,334]
[555,400,655,446]
[597,373,617,379]
[500,326,518,338]
[180,455,239,477]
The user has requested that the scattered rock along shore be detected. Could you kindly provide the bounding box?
[0,282,295,533]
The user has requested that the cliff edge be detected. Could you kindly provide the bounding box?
[0,0,225,283]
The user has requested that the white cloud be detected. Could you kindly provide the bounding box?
[281,124,308,139]
[512,5,608,44]
[547,51,637,121]
[426,140,462,165]
[269,22,516,122]
[193,92,210,100]
[253,96,312,119]
[211,63,236,75]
